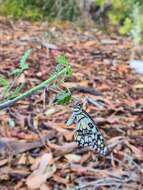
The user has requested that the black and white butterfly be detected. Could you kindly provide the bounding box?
[66,102,108,156]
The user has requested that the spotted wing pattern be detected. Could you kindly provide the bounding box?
[66,103,108,156]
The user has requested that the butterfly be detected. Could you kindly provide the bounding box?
[66,102,108,156]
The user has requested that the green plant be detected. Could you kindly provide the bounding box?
[0,0,42,20]
[119,17,132,35]
[0,51,72,110]
[0,48,32,101]
[12,48,31,75]
[0,0,23,18]
[0,0,80,21]
[92,0,143,36]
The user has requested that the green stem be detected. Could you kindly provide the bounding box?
[0,68,67,110]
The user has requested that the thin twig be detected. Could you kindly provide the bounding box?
[75,177,137,189]
[71,85,102,96]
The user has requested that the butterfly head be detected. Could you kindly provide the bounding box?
[72,101,83,112]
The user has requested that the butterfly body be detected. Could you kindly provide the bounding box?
[66,103,108,156]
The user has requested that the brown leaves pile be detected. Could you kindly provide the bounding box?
[0,17,143,189]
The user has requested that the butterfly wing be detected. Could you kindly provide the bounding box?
[66,112,76,126]
[75,111,108,155]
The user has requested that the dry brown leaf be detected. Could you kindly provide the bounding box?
[26,153,56,189]
[107,136,125,145]
[133,84,143,89]
[81,41,97,49]
[97,83,110,91]
[116,64,129,74]
[48,142,77,157]
[127,129,143,137]
[53,174,69,185]
[63,131,74,141]
[27,155,35,165]
[18,153,27,165]
[40,184,52,190]
[80,152,91,164]
[0,17,143,189]
[64,154,81,162]
[17,73,26,84]
[10,130,39,140]
[0,158,9,166]
[45,107,57,117]
[126,142,143,160]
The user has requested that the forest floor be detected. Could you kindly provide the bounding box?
[0,17,143,190]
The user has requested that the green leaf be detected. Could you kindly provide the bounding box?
[0,76,9,87]
[11,48,32,76]
[119,17,132,34]
[56,55,68,65]
[10,68,21,75]
[96,0,106,6]
[55,54,72,77]
[54,90,71,105]
[19,48,32,70]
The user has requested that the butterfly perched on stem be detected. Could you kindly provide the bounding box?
[66,102,108,156]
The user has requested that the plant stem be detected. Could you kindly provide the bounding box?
[0,68,67,110]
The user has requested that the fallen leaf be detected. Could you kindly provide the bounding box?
[0,158,9,166]
[26,153,56,189]
[40,183,52,190]
[125,142,143,160]
[45,107,57,117]
[81,40,97,49]
[116,64,129,74]
[63,131,74,141]
[80,152,91,164]
[64,153,81,162]
[53,174,69,185]
[133,84,143,89]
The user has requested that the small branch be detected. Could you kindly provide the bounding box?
[0,68,67,110]
[76,177,135,189]
[71,85,102,96]
[0,131,56,157]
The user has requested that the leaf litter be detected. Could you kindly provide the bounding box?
[0,17,143,189]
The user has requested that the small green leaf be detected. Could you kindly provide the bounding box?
[19,48,32,70]
[0,76,9,87]
[11,48,32,76]
[96,0,106,6]
[56,55,68,65]
[119,18,132,35]
[11,68,21,75]
[54,90,71,105]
